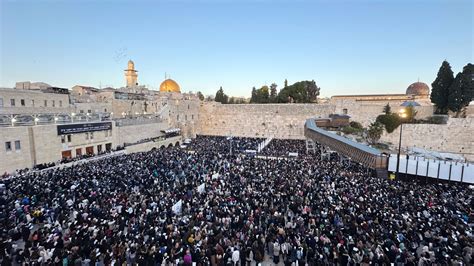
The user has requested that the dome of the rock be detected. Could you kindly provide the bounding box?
[159,79,181,93]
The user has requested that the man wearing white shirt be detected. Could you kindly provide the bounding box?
[232,248,240,265]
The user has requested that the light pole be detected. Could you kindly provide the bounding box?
[395,108,407,180]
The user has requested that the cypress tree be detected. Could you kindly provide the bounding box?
[447,73,464,116]
[431,61,454,114]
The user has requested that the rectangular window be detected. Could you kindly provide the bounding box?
[85,133,89,140]
[31,100,35,107]
[5,142,12,151]
[88,110,91,113]
[59,100,62,107]
[185,115,187,121]
[14,140,20,150]
[97,144,102,153]
[20,99,25,106]
[90,132,94,139]
[10,99,15,106]
[52,100,55,107]
[61,135,65,143]
[192,114,194,120]
[80,110,84,113]
[67,135,72,142]
[177,114,179,121]
[44,100,47,107]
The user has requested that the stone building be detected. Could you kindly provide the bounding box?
[331,81,432,107]
[0,87,72,116]
[0,60,201,174]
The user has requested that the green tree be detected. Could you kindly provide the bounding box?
[349,121,363,130]
[366,122,384,144]
[306,80,321,103]
[284,79,288,88]
[383,103,391,114]
[250,87,257,103]
[447,73,468,117]
[215,86,228,104]
[376,114,400,133]
[448,63,474,117]
[462,63,474,104]
[257,86,270,103]
[277,80,320,103]
[431,60,454,114]
[228,97,235,104]
[196,91,204,101]
[270,83,278,102]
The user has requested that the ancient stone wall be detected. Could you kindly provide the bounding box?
[115,122,168,146]
[124,136,182,153]
[380,118,474,161]
[197,103,335,139]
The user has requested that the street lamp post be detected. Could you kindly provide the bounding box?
[395,108,407,180]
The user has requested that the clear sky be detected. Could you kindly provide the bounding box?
[0,0,472,97]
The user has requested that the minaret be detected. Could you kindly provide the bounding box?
[124,60,138,87]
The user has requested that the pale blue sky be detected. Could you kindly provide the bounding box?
[1,0,472,97]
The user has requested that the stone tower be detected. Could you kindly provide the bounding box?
[124,60,138,87]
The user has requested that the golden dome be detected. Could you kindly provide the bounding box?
[159,79,181,93]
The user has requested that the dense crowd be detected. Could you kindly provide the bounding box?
[186,136,263,154]
[0,136,472,265]
[259,139,309,158]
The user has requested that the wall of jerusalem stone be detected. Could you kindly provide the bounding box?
[197,103,335,139]
[380,118,474,161]
[197,102,436,138]
[115,122,168,146]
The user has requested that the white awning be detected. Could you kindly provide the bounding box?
[162,128,181,134]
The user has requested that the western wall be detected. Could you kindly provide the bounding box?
[196,102,474,161]
[197,103,335,139]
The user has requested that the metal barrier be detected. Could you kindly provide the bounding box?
[387,154,474,183]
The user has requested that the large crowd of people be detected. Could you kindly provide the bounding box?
[259,139,309,158]
[186,136,263,155]
[0,135,472,265]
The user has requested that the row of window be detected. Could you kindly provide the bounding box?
[0,97,64,108]
[5,140,21,152]
[176,114,195,121]
[60,130,112,143]
[77,109,107,114]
